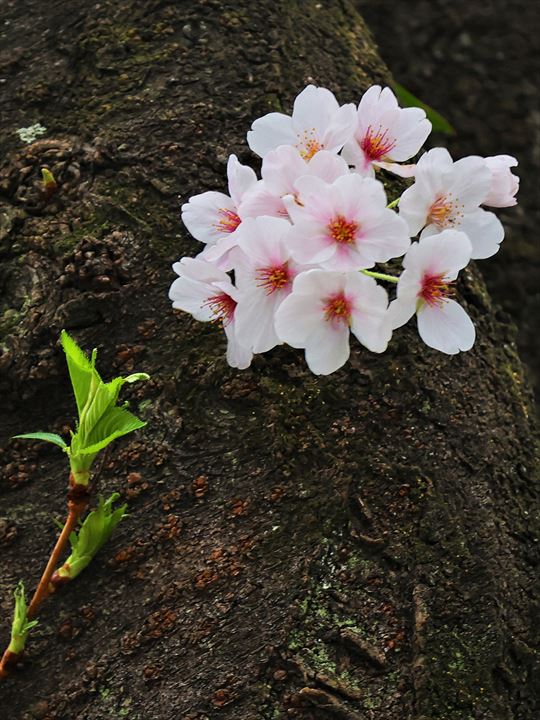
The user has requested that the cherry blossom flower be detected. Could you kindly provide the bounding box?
[342,85,431,177]
[388,230,475,354]
[247,85,356,160]
[398,148,504,259]
[483,155,520,207]
[275,270,391,375]
[232,217,300,353]
[168,257,252,369]
[239,146,350,220]
[284,174,410,271]
[181,155,257,269]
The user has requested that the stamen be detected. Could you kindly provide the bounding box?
[297,127,323,161]
[428,193,464,228]
[328,215,358,244]
[214,208,241,234]
[360,125,396,161]
[256,263,292,295]
[418,272,454,308]
[204,292,237,324]
[324,292,352,325]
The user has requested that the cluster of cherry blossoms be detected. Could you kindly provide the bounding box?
[169,85,519,375]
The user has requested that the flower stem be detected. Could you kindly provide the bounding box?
[386,198,400,209]
[361,269,399,283]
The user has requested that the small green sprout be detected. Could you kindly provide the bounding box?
[8,583,38,656]
[14,330,149,487]
[53,494,128,582]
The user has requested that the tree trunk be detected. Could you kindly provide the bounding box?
[0,1,538,718]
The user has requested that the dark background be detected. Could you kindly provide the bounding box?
[359,0,540,409]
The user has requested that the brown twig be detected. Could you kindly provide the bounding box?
[0,476,90,679]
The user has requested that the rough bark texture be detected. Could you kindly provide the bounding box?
[0,1,539,719]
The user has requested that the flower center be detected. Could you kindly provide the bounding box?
[215,208,241,233]
[297,128,323,161]
[418,272,453,308]
[427,194,463,228]
[360,125,396,161]
[328,215,358,244]
[204,292,237,324]
[256,263,292,295]
[324,292,352,325]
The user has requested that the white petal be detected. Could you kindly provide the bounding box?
[225,323,253,369]
[274,293,324,347]
[398,183,433,237]
[239,181,289,219]
[387,297,417,329]
[236,216,291,267]
[181,191,236,245]
[449,156,491,210]
[235,287,283,353]
[304,323,350,375]
[458,209,505,259]
[261,145,308,195]
[227,154,258,207]
[247,113,296,157]
[417,299,475,354]
[414,230,472,278]
[292,85,339,139]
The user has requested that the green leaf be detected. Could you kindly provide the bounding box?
[8,582,38,655]
[60,330,101,416]
[13,432,67,449]
[79,406,146,455]
[57,494,128,580]
[391,81,456,135]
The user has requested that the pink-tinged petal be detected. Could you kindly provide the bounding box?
[239,181,289,219]
[458,209,505,259]
[181,191,237,245]
[204,233,241,269]
[247,113,296,157]
[275,293,324,347]
[449,156,491,210]
[235,287,283,353]
[169,277,216,321]
[261,145,308,196]
[358,210,411,262]
[308,150,350,182]
[227,154,258,207]
[224,323,253,369]
[172,257,230,285]
[291,269,346,298]
[417,299,475,354]
[287,222,336,265]
[341,139,375,177]
[414,230,472,279]
[304,322,350,375]
[235,216,291,267]
[374,160,417,178]
[330,175,386,221]
[483,155,519,207]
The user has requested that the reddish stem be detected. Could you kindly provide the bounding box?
[27,500,86,619]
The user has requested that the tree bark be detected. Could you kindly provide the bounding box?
[0,1,539,718]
